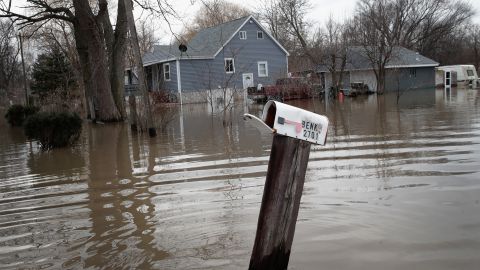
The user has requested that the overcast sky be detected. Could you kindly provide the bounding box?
[10,0,480,44]
[146,0,480,43]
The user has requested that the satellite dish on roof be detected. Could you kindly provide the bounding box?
[179,44,187,52]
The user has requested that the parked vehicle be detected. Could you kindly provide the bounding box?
[436,65,478,87]
[247,77,322,102]
[340,82,372,97]
[247,86,267,103]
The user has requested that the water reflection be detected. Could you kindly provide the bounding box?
[1,88,480,269]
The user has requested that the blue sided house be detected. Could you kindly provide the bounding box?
[125,15,289,103]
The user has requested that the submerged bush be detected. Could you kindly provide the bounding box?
[24,112,82,149]
[4,105,39,126]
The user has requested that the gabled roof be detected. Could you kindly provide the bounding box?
[317,46,439,72]
[142,15,289,66]
[181,15,250,58]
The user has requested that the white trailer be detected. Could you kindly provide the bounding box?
[436,65,478,87]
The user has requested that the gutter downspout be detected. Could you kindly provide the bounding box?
[176,60,183,105]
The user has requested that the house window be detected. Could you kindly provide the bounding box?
[164,63,170,81]
[409,68,416,78]
[257,31,264,39]
[258,61,268,77]
[225,58,235,73]
[239,31,247,40]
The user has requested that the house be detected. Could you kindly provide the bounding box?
[125,15,289,103]
[317,46,439,92]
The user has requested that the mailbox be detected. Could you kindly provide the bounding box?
[244,100,329,145]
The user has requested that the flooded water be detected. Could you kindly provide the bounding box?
[1,88,480,269]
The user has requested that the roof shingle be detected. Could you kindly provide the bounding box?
[317,46,439,72]
[142,15,250,65]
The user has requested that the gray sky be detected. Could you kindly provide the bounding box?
[151,0,480,43]
[10,0,480,44]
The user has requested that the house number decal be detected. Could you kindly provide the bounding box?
[278,117,322,140]
[302,120,322,140]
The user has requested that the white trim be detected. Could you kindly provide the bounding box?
[213,15,290,58]
[163,63,171,81]
[258,61,268,77]
[257,31,264,39]
[143,57,176,66]
[176,60,182,105]
[321,64,440,73]
[143,56,218,66]
[239,31,247,40]
[225,58,235,73]
[385,64,439,69]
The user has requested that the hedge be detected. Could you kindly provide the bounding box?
[24,112,82,149]
[4,105,39,126]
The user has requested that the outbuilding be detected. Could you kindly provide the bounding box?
[317,46,439,93]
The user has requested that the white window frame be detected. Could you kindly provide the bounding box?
[258,61,268,77]
[164,63,171,81]
[257,31,264,39]
[239,31,247,40]
[225,58,235,73]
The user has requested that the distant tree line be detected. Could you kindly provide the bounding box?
[259,0,476,93]
[0,19,21,102]
[181,0,477,94]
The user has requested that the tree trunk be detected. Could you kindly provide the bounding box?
[102,0,128,119]
[377,68,386,95]
[72,0,121,122]
[124,0,156,136]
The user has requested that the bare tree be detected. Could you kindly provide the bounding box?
[401,0,473,59]
[320,17,350,93]
[136,16,158,54]
[181,0,250,42]
[352,0,473,94]
[353,0,402,94]
[0,0,177,122]
[0,18,20,101]
[469,25,480,71]
[0,0,128,121]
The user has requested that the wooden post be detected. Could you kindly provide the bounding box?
[249,134,311,270]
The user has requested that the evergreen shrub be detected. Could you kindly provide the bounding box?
[24,112,82,149]
[4,104,39,126]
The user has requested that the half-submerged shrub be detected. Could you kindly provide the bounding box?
[4,105,39,126]
[24,112,82,150]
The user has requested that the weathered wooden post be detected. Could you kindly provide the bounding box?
[244,101,329,270]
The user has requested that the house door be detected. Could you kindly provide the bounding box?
[243,73,254,89]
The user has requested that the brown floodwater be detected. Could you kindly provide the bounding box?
[1,88,480,269]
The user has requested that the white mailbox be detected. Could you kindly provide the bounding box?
[244,101,329,145]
